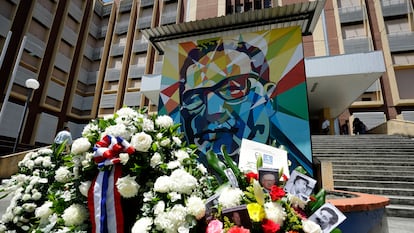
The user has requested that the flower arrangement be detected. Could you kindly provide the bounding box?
[0,107,343,233]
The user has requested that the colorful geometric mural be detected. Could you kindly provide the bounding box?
[159,26,313,175]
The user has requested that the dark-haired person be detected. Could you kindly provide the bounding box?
[289,175,310,200]
[315,207,339,232]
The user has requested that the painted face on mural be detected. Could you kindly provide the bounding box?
[179,40,276,162]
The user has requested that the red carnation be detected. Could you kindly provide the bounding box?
[262,219,280,233]
[269,185,285,201]
[227,226,251,233]
[245,172,258,183]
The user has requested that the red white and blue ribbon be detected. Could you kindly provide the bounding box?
[88,135,135,233]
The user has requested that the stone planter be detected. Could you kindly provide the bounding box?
[326,190,390,233]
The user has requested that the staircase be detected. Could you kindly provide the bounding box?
[312,134,414,218]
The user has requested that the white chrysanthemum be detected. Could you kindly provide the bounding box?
[24,160,34,170]
[79,181,91,197]
[62,204,88,226]
[169,192,181,202]
[160,138,171,147]
[287,193,308,209]
[115,107,141,125]
[143,191,154,202]
[150,152,162,168]
[186,196,206,220]
[22,203,37,212]
[154,176,170,193]
[172,136,182,146]
[82,123,99,137]
[303,219,323,233]
[104,124,132,141]
[2,212,13,223]
[173,150,189,163]
[167,161,180,170]
[34,156,44,165]
[154,204,187,233]
[132,217,153,233]
[218,187,244,209]
[155,115,174,129]
[54,166,72,183]
[35,201,53,220]
[153,201,165,215]
[142,118,155,132]
[130,132,153,152]
[22,194,31,201]
[32,191,42,200]
[197,164,207,174]
[42,156,52,168]
[264,202,286,226]
[38,148,53,155]
[170,169,198,194]
[71,138,91,155]
[116,175,140,198]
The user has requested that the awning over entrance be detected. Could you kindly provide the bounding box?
[305,51,385,119]
[142,0,326,54]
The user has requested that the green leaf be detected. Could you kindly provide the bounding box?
[330,228,342,233]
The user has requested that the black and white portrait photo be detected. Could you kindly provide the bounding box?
[284,170,316,201]
[308,203,346,233]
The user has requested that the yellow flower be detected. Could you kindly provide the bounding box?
[247,203,265,222]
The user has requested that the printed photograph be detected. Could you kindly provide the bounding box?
[205,193,220,220]
[222,205,252,229]
[258,167,279,191]
[308,203,346,233]
[284,170,316,201]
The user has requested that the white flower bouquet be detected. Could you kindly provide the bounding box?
[0,107,345,233]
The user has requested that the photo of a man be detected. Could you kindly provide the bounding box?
[258,168,279,191]
[222,205,252,229]
[308,203,346,233]
[284,170,316,200]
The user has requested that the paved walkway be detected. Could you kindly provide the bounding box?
[1,194,413,231]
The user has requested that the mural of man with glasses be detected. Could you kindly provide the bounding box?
[160,28,313,174]
[179,38,275,164]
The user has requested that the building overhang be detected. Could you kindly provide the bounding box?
[305,51,386,119]
[142,0,326,54]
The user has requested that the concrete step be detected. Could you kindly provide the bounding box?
[386,195,414,206]
[335,186,414,197]
[331,161,414,166]
[332,164,414,171]
[386,204,414,218]
[334,179,414,189]
[333,174,414,182]
[312,134,414,218]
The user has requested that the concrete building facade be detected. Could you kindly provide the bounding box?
[0,0,413,150]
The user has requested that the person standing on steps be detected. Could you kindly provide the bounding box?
[321,119,330,135]
[352,118,367,135]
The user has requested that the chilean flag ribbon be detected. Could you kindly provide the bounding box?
[88,135,135,233]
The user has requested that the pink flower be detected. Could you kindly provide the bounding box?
[206,219,223,233]
[227,226,250,233]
